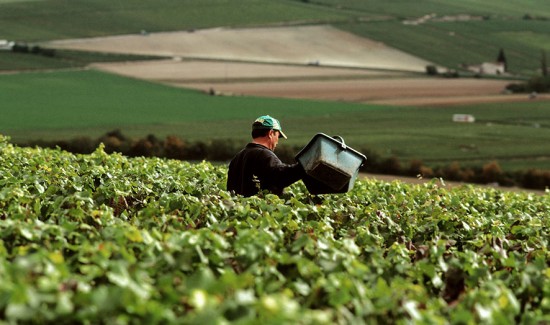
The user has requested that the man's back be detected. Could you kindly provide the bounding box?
[227,143,304,197]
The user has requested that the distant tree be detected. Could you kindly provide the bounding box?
[11,43,29,53]
[425,65,438,75]
[497,48,507,72]
[482,161,502,183]
[542,50,548,77]
[164,135,186,160]
[106,129,127,141]
[380,156,401,175]
[135,139,152,156]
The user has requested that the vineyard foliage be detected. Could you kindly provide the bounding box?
[0,135,548,324]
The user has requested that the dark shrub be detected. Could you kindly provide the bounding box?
[425,65,438,75]
[380,156,401,174]
[481,161,502,183]
[66,137,96,154]
[128,139,155,157]
[102,136,124,154]
[440,162,462,181]
[12,43,29,53]
[528,76,550,92]
[506,76,550,93]
[164,135,186,160]
[184,141,209,160]
[207,139,240,161]
[522,169,550,189]
[408,159,424,176]
[106,129,127,141]
[505,82,527,93]
[274,144,301,164]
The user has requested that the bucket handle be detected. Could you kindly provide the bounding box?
[332,135,347,149]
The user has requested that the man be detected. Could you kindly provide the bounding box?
[227,115,305,197]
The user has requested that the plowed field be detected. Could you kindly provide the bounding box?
[90,59,545,106]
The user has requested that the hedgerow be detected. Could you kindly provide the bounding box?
[21,131,550,190]
[1,135,548,324]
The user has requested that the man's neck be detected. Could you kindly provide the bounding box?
[252,137,272,151]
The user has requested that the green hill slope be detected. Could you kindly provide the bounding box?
[1,0,549,74]
[0,0,354,41]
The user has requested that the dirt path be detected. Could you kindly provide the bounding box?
[363,173,547,195]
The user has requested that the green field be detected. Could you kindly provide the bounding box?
[0,50,162,71]
[2,70,549,171]
[0,0,355,41]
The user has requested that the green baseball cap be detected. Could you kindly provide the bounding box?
[252,115,287,139]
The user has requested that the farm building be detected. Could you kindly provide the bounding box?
[0,40,14,51]
[467,62,505,75]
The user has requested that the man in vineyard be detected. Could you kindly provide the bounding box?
[227,115,305,197]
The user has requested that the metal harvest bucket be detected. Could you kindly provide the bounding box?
[296,133,367,194]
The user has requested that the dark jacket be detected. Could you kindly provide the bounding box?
[227,143,304,197]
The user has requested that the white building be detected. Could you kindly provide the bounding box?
[467,62,505,75]
[453,114,475,123]
[0,40,14,51]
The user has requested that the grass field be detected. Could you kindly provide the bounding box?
[0,0,354,41]
[0,50,162,71]
[2,70,549,171]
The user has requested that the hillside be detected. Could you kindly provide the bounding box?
[44,25,434,72]
[2,0,548,74]
[42,25,547,107]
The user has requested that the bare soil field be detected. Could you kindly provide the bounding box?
[91,59,546,106]
[90,59,407,83]
[173,75,536,106]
